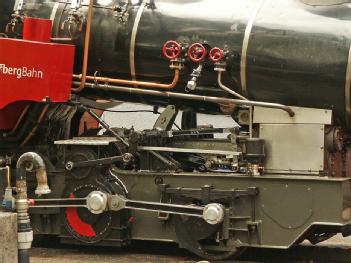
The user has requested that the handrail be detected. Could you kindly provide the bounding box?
[73,81,295,117]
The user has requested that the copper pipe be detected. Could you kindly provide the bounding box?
[71,0,94,93]
[73,69,180,90]
[20,105,49,146]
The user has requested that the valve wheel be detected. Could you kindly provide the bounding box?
[188,43,207,63]
[163,40,182,60]
[209,47,224,62]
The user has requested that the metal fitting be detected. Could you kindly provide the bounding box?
[170,59,184,70]
[214,62,226,72]
[18,231,33,250]
[87,191,108,214]
[202,203,225,225]
[186,64,203,92]
[65,161,74,171]
[2,187,15,210]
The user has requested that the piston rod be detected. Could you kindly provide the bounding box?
[29,192,225,225]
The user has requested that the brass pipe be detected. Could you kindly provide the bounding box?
[73,69,180,90]
[20,105,49,146]
[71,0,94,93]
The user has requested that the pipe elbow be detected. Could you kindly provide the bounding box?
[16,152,51,196]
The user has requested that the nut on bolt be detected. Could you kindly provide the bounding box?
[111,199,119,208]
[122,153,133,164]
[65,161,74,171]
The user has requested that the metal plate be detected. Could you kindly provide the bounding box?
[259,124,324,174]
[253,106,332,125]
[260,184,313,229]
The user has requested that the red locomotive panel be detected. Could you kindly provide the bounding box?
[0,37,74,130]
[0,38,75,109]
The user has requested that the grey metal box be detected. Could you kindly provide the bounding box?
[259,124,324,174]
[254,106,332,125]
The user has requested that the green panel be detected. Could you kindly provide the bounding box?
[260,184,313,229]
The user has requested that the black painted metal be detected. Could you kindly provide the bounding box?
[3,0,351,126]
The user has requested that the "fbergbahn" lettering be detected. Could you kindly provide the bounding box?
[0,64,44,79]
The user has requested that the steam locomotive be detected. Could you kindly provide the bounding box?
[1,0,351,260]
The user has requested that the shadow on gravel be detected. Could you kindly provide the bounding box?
[32,236,349,263]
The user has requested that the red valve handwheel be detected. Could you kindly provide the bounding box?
[209,47,224,62]
[188,43,207,63]
[162,40,182,60]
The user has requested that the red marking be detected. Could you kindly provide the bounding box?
[128,216,136,224]
[78,110,103,136]
[28,199,35,206]
[66,193,96,237]
[23,18,52,43]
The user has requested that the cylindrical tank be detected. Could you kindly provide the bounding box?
[3,0,351,127]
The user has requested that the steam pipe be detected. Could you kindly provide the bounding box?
[71,0,94,93]
[217,71,248,101]
[73,81,295,117]
[73,69,180,90]
[16,152,51,196]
